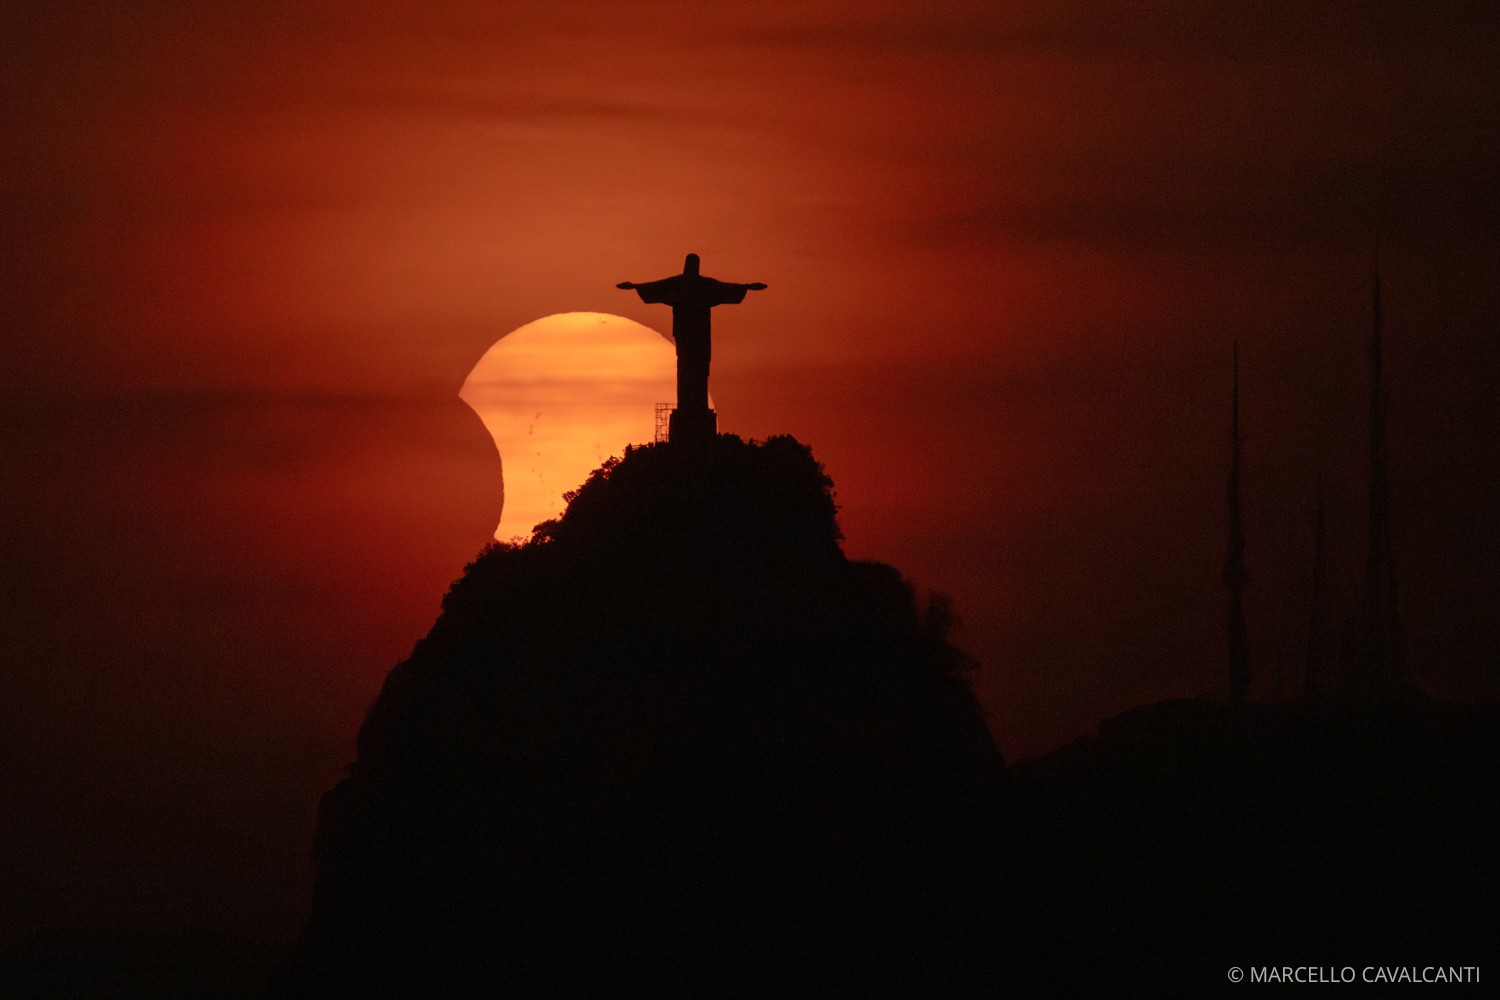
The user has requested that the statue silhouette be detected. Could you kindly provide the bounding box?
[618,253,766,442]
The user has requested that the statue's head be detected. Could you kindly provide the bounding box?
[683,253,700,276]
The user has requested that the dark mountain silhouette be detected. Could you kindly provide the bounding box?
[270,433,1497,998]
[273,435,1011,998]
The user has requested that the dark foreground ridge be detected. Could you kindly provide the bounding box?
[1012,698,1499,986]
[274,436,1010,998]
[272,435,1498,998]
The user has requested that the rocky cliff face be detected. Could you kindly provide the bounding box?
[275,435,1008,998]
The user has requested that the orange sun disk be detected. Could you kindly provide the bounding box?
[460,311,684,541]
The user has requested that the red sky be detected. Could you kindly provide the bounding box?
[4,0,1498,945]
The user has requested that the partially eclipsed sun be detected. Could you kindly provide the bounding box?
[461,311,699,541]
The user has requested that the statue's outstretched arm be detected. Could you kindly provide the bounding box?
[616,281,635,290]
[746,282,767,291]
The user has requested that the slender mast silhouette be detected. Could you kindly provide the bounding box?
[1223,342,1251,703]
[1357,268,1405,694]
[618,253,767,443]
[1305,474,1328,697]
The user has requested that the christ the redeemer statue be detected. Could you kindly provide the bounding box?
[618,253,766,443]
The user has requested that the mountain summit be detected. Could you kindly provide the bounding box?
[276,435,1007,998]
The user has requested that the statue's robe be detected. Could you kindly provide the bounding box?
[628,273,753,413]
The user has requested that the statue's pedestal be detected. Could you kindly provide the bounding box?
[668,407,717,444]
